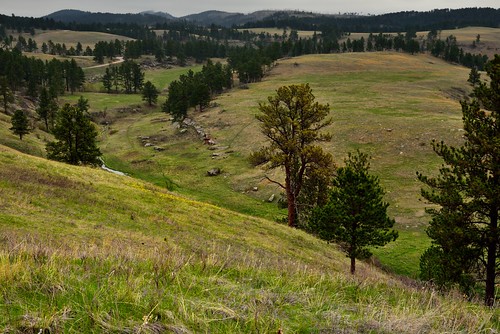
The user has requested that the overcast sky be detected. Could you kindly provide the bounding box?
[1,0,498,18]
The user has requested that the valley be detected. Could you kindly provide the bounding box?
[0,8,499,332]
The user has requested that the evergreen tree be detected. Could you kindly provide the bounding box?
[65,59,85,94]
[102,68,113,93]
[251,84,333,227]
[142,81,159,106]
[46,100,101,165]
[76,42,83,56]
[163,79,188,122]
[93,42,106,64]
[111,66,122,93]
[47,59,65,98]
[310,151,398,274]
[468,66,481,87]
[418,55,500,306]
[0,75,14,113]
[36,87,57,131]
[10,109,30,140]
[190,72,211,112]
[132,62,144,93]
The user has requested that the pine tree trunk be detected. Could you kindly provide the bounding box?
[350,257,356,274]
[485,205,498,307]
[285,166,296,227]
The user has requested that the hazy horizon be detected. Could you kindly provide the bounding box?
[1,0,498,18]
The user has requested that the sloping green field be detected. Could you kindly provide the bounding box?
[0,144,498,333]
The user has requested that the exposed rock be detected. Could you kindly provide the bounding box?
[207,168,221,176]
[268,194,275,202]
[154,146,165,151]
[252,187,258,192]
[183,118,194,126]
[144,143,153,147]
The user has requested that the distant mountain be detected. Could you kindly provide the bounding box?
[181,10,282,27]
[43,9,319,28]
[45,9,172,25]
[140,11,176,20]
[43,7,500,30]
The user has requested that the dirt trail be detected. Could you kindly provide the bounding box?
[85,56,125,69]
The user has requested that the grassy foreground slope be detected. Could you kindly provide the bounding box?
[1,144,498,333]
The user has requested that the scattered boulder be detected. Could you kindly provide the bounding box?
[252,187,258,192]
[268,194,275,202]
[144,143,153,147]
[207,168,221,177]
[154,146,165,152]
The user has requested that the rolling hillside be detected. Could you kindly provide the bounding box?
[0,144,498,333]
[1,19,499,331]
[74,52,470,277]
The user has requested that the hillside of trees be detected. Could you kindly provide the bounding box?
[244,8,500,32]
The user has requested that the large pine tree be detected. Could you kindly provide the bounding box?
[251,83,333,227]
[46,98,101,165]
[418,55,500,306]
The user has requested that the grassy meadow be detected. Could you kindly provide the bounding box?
[17,29,135,49]
[90,52,470,276]
[1,144,498,333]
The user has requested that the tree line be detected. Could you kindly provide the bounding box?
[102,60,144,94]
[0,48,84,107]
[242,8,500,33]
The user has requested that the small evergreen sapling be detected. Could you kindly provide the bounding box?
[310,151,398,274]
[10,109,30,140]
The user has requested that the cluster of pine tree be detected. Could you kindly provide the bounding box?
[0,48,84,102]
[428,33,489,70]
[163,60,232,121]
[102,60,144,94]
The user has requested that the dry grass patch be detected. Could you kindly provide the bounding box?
[19,29,135,49]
